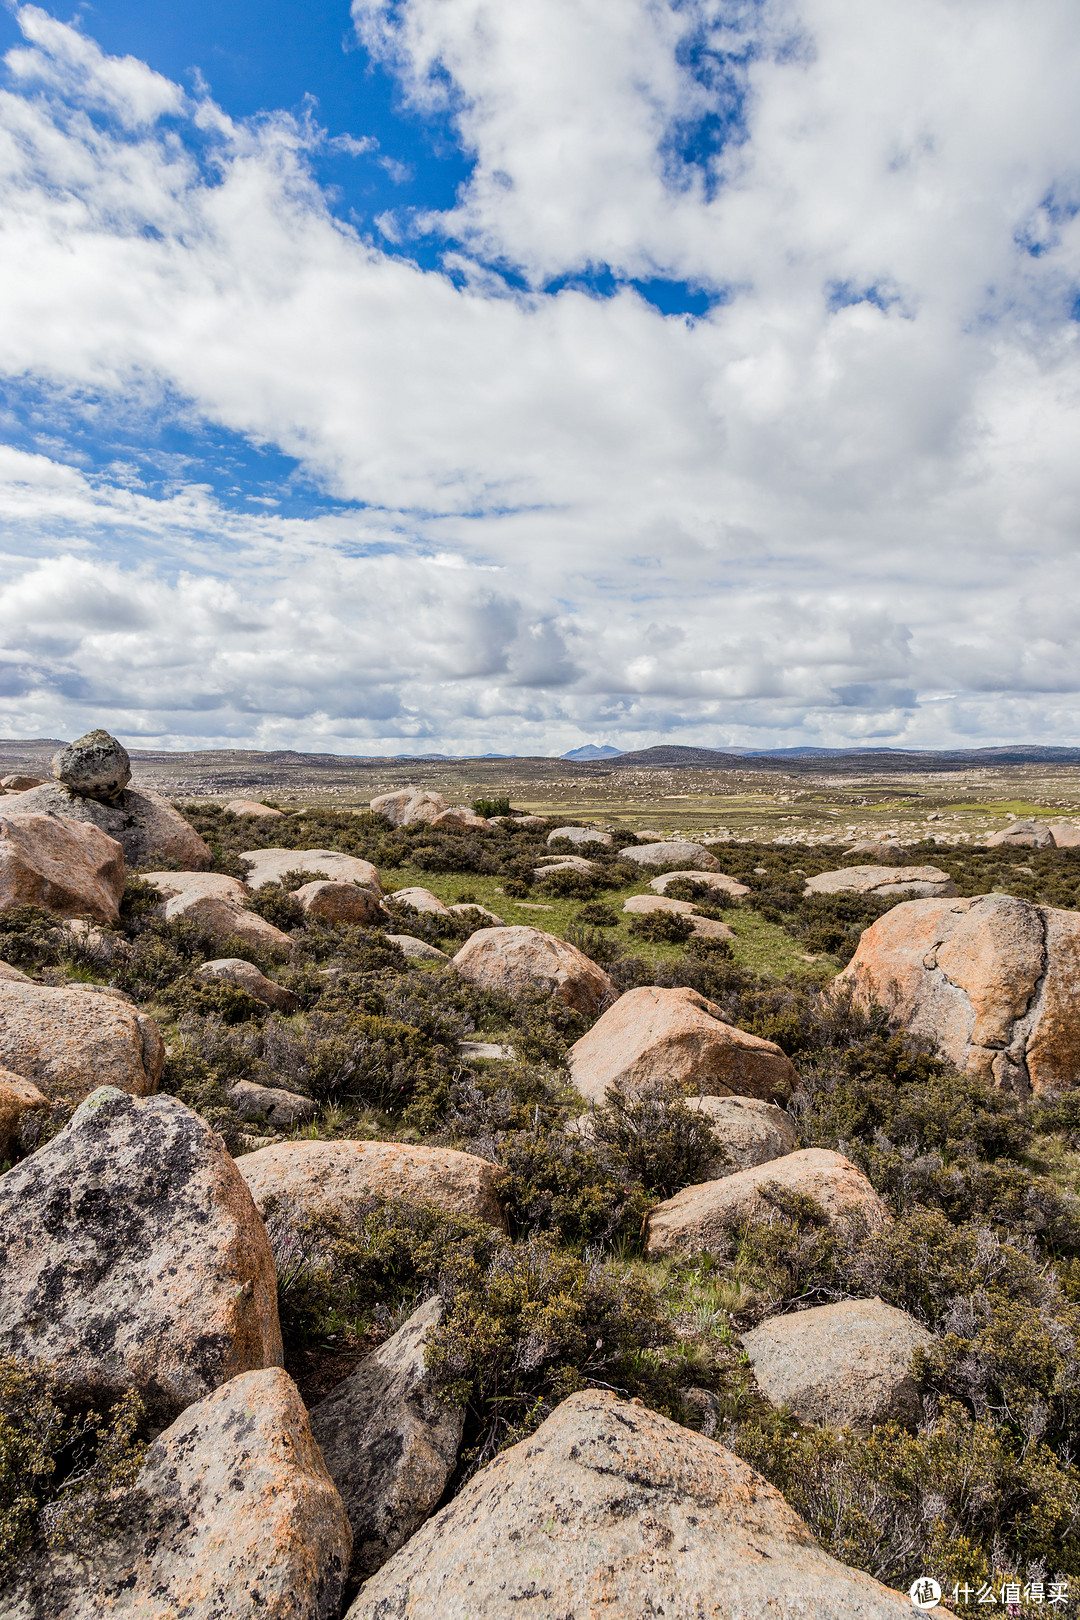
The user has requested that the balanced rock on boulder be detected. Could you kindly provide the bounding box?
[310,1296,464,1590]
[0,811,125,923]
[453,926,612,1017]
[645,1149,887,1259]
[804,864,957,899]
[742,1298,933,1432]
[52,728,131,800]
[346,1389,911,1619]
[568,986,796,1107]
[0,978,163,1102]
[12,782,212,871]
[7,1368,351,1620]
[837,893,1080,1093]
[0,1088,282,1419]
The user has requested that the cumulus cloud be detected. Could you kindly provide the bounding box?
[0,2,1078,751]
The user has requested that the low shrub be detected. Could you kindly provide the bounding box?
[245,884,305,931]
[472,797,510,818]
[589,1080,726,1197]
[626,910,694,944]
[493,1129,649,1246]
[535,868,599,900]
[157,975,265,1025]
[576,901,620,927]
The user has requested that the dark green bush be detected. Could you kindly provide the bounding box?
[535,867,599,900]
[493,1129,649,1246]
[589,1080,725,1197]
[626,910,694,944]
[576,901,620,927]
[564,922,624,966]
[158,975,265,1025]
[0,905,59,969]
[472,797,510,818]
[245,883,305,931]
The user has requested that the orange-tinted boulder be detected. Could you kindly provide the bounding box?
[453,925,612,1017]
[0,810,125,923]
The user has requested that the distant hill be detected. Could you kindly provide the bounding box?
[562,744,625,760]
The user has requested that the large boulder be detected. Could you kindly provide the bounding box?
[985,818,1054,848]
[0,979,163,1102]
[650,869,750,898]
[6,1368,351,1620]
[294,879,387,925]
[568,986,796,1107]
[0,1067,48,1157]
[51,728,130,800]
[742,1298,933,1431]
[310,1296,464,1590]
[225,797,285,818]
[686,1094,799,1175]
[144,869,294,959]
[241,847,383,893]
[453,926,613,1017]
[618,840,721,870]
[837,893,1080,1093]
[370,789,452,827]
[9,782,212,871]
[804,864,957,899]
[0,811,125,923]
[392,885,451,915]
[645,1149,887,1259]
[240,1139,507,1233]
[547,825,612,847]
[0,1088,282,1419]
[345,1389,912,1619]
[197,956,300,1012]
[1050,822,1080,848]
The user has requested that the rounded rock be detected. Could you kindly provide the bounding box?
[52,729,131,801]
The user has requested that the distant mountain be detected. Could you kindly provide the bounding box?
[562,744,625,760]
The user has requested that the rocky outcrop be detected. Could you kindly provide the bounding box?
[686,1094,799,1175]
[618,840,721,870]
[0,979,163,1102]
[568,986,796,1107]
[197,956,300,1012]
[0,1067,48,1157]
[985,818,1054,848]
[370,789,452,827]
[0,811,125,923]
[547,825,613,847]
[650,868,750,898]
[294,879,387,925]
[9,783,212,871]
[742,1298,933,1431]
[837,893,1080,1093]
[645,1149,887,1258]
[388,935,450,962]
[51,728,130,800]
[144,869,294,959]
[242,847,383,893]
[240,1139,507,1233]
[6,1368,351,1620]
[453,925,613,1017]
[345,1389,912,1619]
[392,885,451,914]
[227,1078,317,1127]
[0,1088,282,1419]
[225,797,286,817]
[310,1297,464,1589]
[804,864,957,899]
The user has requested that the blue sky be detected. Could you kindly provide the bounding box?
[0,0,1078,755]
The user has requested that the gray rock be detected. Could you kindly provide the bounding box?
[310,1297,464,1589]
[198,956,300,1012]
[686,1094,799,1175]
[51,728,130,801]
[804,864,957,899]
[226,1078,317,1127]
[741,1298,934,1431]
[13,781,212,870]
[546,825,613,847]
[618,839,721,870]
[0,1087,282,1420]
[387,934,450,962]
[345,1389,912,1619]
[532,853,597,875]
[5,1368,352,1620]
[985,818,1055,848]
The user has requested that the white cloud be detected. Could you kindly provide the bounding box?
[0,3,1078,752]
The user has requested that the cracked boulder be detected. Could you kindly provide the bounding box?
[0,1087,282,1419]
[0,810,126,924]
[309,1296,464,1591]
[837,893,1080,1093]
[345,1389,912,1619]
[453,925,612,1017]
[0,978,163,1102]
[803,864,957,899]
[241,846,383,893]
[5,1368,351,1620]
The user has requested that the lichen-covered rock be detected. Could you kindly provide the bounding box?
[0,811,125,923]
[241,846,383,893]
[804,863,957,899]
[649,869,750,898]
[546,825,612,847]
[0,1088,282,1418]
[618,840,721,870]
[685,1094,799,1175]
[837,893,1080,1093]
[9,782,212,870]
[742,1298,933,1431]
[0,1067,48,1156]
[645,1149,887,1259]
[0,979,163,1102]
[225,797,286,817]
[197,956,299,1011]
[51,728,130,801]
[5,1368,351,1620]
[226,1078,317,1127]
[295,879,386,925]
[392,885,451,914]
[345,1389,912,1619]
[370,789,452,827]
[453,926,612,1017]
[144,869,294,959]
[568,986,796,1106]
[240,1139,507,1233]
[310,1297,464,1590]
[388,934,450,962]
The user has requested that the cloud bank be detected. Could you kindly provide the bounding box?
[0,1,1078,753]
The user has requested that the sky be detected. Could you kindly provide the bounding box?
[0,1,1078,757]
